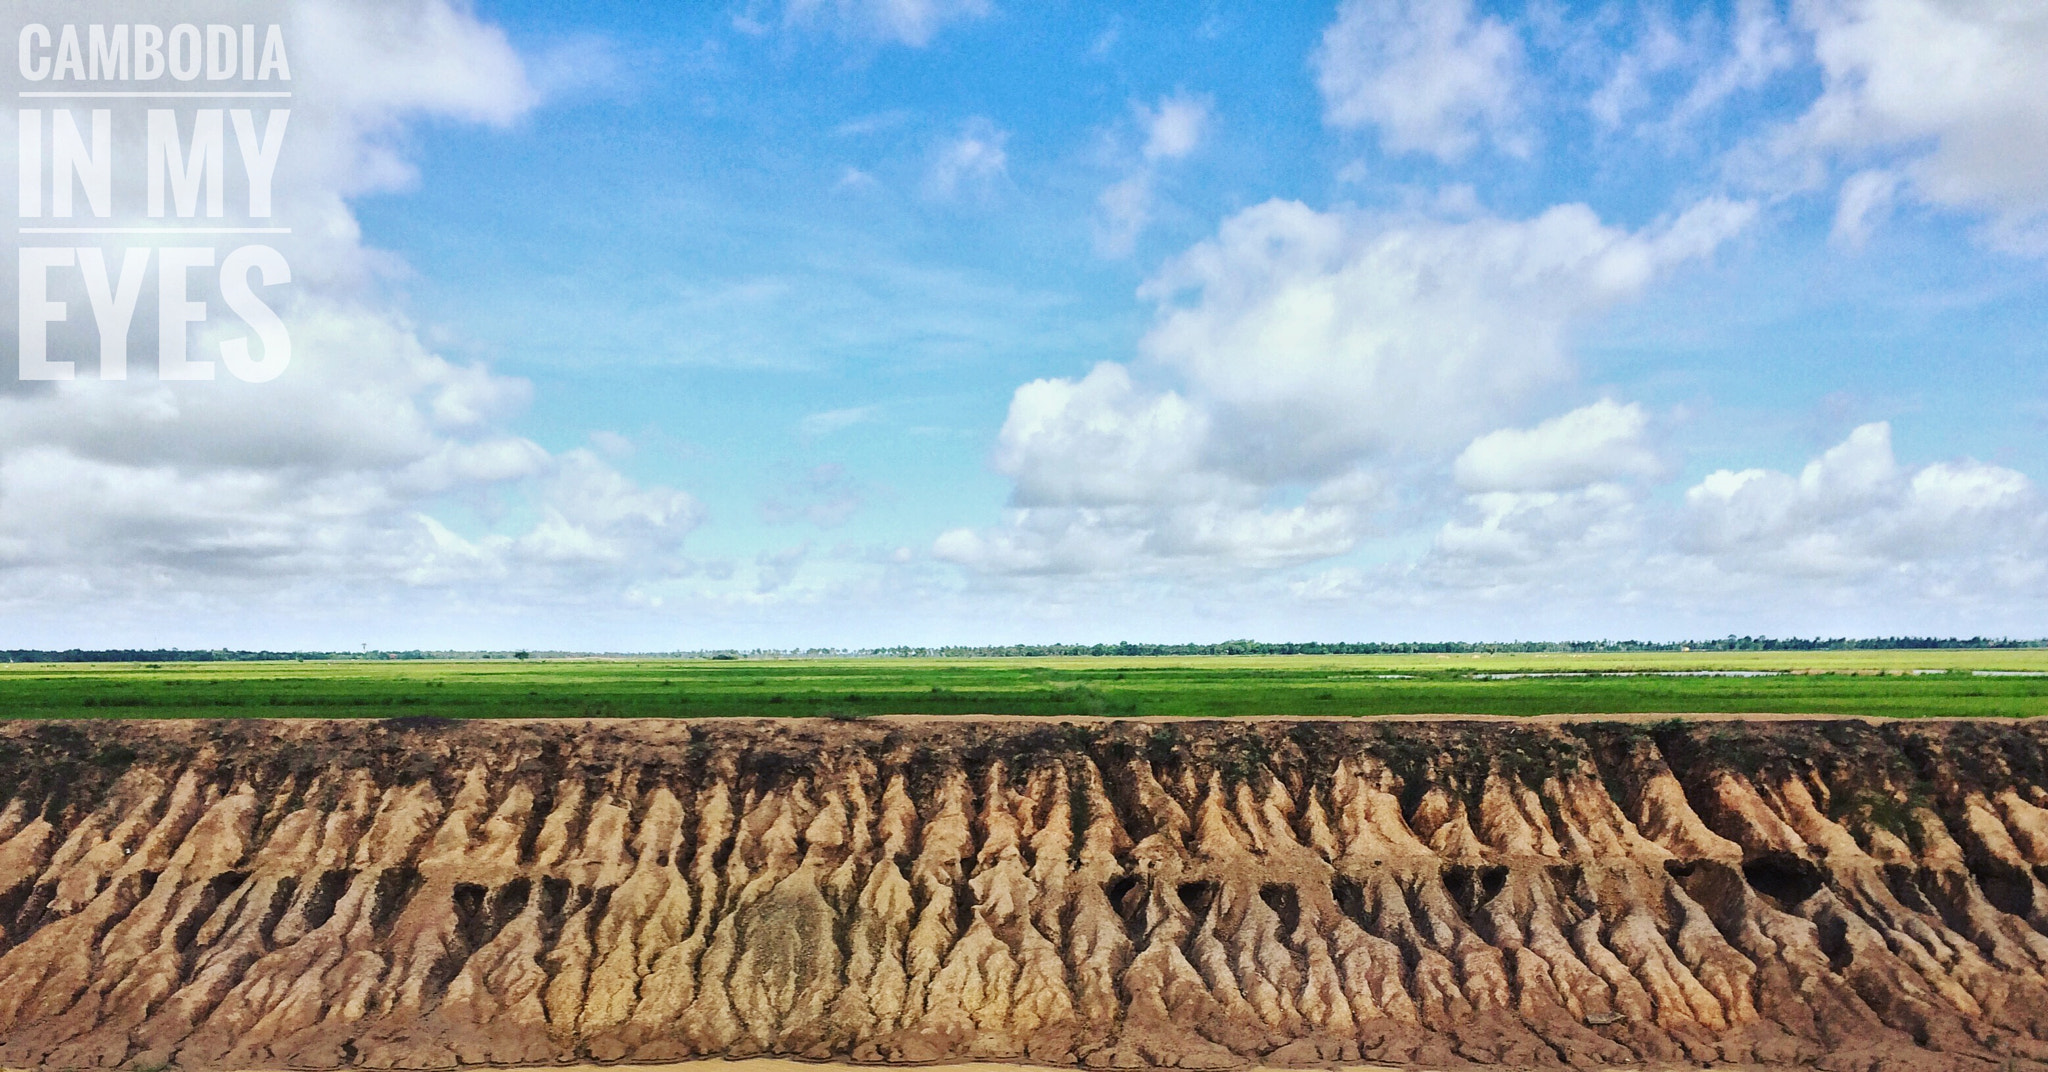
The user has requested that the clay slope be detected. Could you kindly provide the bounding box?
[4,717,2048,1071]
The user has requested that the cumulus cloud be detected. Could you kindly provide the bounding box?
[1094,93,1211,257]
[1413,405,1665,600]
[0,0,699,633]
[995,364,1218,508]
[934,513,1140,577]
[1453,400,1661,492]
[1430,483,1643,574]
[296,0,535,131]
[402,447,699,591]
[1680,422,2038,577]
[936,362,1358,574]
[1791,0,2048,252]
[935,501,1355,577]
[1138,196,1754,475]
[1313,0,1526,161]
[943,196,1752,577]
[1408,421,2047,624]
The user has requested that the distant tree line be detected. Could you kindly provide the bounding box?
[0,649,438,663]
[2,636,2041,663]
[850,636,2048,657]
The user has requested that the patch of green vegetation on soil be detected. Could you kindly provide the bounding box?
[0,649,2042,721]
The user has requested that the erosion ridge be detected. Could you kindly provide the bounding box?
[4,717,2048,1072]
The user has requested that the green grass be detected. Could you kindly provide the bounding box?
[0,649,2044,720]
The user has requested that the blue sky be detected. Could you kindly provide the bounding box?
[5,0,2048,648]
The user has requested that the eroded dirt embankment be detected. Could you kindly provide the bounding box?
[4,717,2048,1072]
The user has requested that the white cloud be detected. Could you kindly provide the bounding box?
[934,501,1355,577]
[1590,18,1690,130]
[1453,400,1662,492]
[761,0,990,47]
[1393,421,2048,629]
[1416,405,1662,598]
[835,166,882,192]
[1588,0,1795,139]
[588,430,635,458]
[935,511,1143,577]
[1093,94,1212,257]
[295,0,535,129]
[1313,0,1526,161]
[1138,196,1754,475]
[936,363,1364,577]
[996,364,1217,509]
[925,116,1009,199]
[1670,0,1798,125]
[523,33,629,105]
[798,405,879,438]
[1792,0,2048,252]
[0,0,701,631]
[1093,173,1156,259]
[1140,94,1210,161]
[945,196,1752,577]
[1831,168,1900,249]
[1680,422,2038,578]
[1431,483,1643,572]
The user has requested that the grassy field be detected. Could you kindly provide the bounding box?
[0,649,2044,720]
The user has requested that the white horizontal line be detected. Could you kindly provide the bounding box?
[19,227,291,235]
[18,91,292,99]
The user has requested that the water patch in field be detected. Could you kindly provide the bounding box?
[1471,670,1784,680]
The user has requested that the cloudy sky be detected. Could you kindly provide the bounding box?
[5,0,2047,649]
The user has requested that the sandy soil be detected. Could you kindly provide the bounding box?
[201,1064,1412,1072]
[867,710,1922,725]
[5,716,2045,1072]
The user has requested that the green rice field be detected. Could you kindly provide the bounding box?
[1,649,2044,720]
